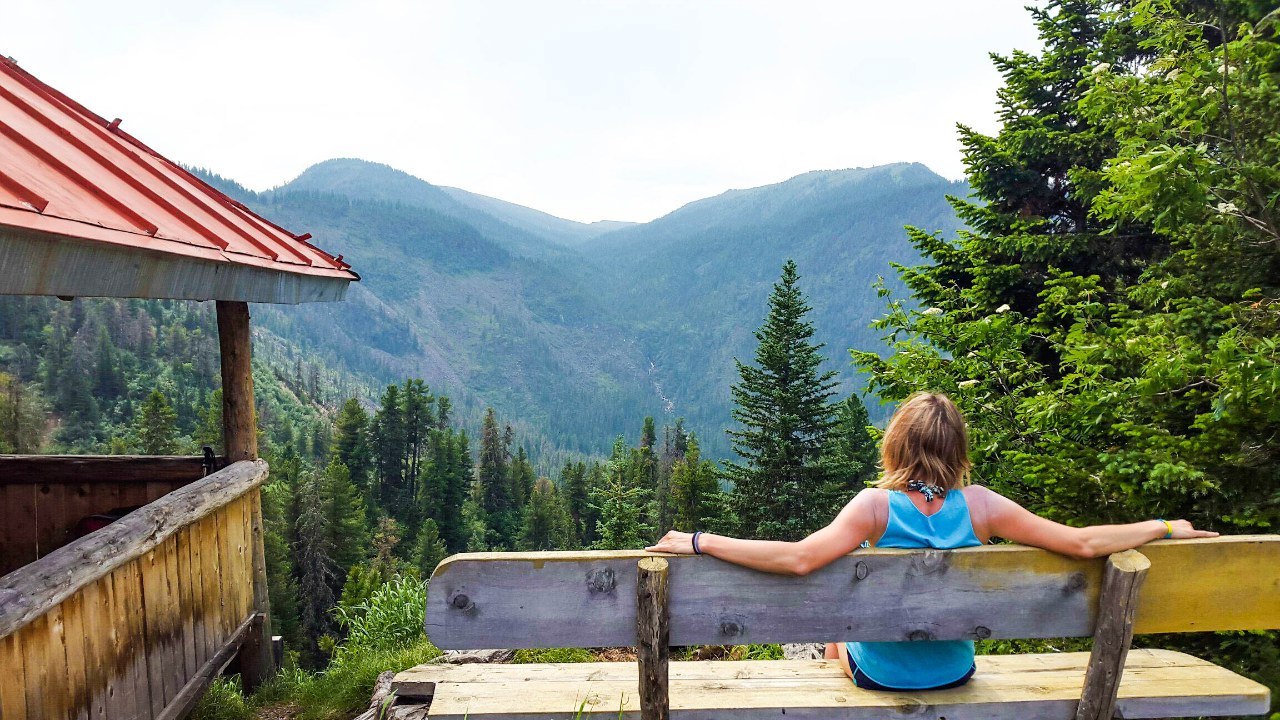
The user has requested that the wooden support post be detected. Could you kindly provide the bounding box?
[637,557,670,720]
[1075,549,1151,720]
[216,301,256,463]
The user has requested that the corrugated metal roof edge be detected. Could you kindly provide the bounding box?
[0,223,351,304]
[0,56,357,280]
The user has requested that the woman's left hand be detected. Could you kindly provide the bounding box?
[646,530,696,555]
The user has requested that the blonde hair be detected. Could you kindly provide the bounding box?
[875,392,972,491]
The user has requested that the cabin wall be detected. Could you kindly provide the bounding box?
[0,480,191,577]
[0,489,258,720]
[0,456,215,577]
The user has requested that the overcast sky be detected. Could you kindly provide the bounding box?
[4,1,1042,223]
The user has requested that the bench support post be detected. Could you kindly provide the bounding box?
[1075,549,1151,720]
[637,557,670,720]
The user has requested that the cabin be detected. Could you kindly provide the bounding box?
[0,56,357,719]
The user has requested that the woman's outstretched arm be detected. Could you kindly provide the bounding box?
[970,486,1218,559]
[644,488,882,576]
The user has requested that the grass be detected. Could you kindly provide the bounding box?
[194,575,441,720]
[191,639,442,720]
[512,647,596,664]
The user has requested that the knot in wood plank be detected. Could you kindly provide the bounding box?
[586,568,617,594]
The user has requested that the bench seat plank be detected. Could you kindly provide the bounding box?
[425,537,1280,650]
[409,650,1269,720]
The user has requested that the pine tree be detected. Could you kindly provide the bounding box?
[637,417,667,532]
[294,473,338,666]
[560,460,590,545]
[821,394,879,497]
[260,478,302,653]
[724,260,840,540]
[592,437,651,550]
[519,478,577,550]
[334,398,374,495]
[192,389,223,453]
[93,327,123,401]
[510,446,536,509]
[590,474,650,551]
[320,458,369,584]
[134,389,180,454]
[411,518,449,577]
[0,373,44,453]
[400,379,435,503]
[370,384,406,507]
[670,434,726,533]
[478,408,517,548]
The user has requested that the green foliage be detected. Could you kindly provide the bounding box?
[479,407,520,548]
[190,676,253,720]
[333,397,374,493]
[332,574,428,660]
[133,389,180,454]
[512,647,595,664]
[822,394,879,496]
[0,372,43,453]
[520,478,578,550]
[856,0,1280,699]
[740,644,786,660]
[724,260,842,540]
[669,434,727,532]
[411,518,449,576]
[591,437,652,549]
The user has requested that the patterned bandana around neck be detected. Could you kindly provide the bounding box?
[906,481,947,502]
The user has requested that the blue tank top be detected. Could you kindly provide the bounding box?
[847,489,983,690]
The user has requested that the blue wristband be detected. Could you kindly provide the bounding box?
[1156,519,1173,539]
[691,531,703,555]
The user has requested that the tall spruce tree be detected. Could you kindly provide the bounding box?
[411,518,448,577]
[821,394,878,494]
[478,407,517,548]
[319,457,369,586]
[670,434,726,533]
[724,260,840,540]
[294,473,338,666]
[333,397,374,495]
[134,389,180,454]
[519,478,577,550]
[370,384,406,507]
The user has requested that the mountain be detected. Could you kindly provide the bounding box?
[439,186,636,247]
[208,160,964,460]
[580,162,967,446]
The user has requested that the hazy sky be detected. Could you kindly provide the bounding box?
[4,1,1042,223]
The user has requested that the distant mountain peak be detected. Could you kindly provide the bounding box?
[282,158,449,206]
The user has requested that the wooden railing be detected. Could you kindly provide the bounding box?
[0,459,270,720]
[0,454,224,576]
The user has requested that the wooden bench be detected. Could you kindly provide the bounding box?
[396,536,1278,719]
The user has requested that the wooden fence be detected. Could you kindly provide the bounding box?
[0,459,270,720]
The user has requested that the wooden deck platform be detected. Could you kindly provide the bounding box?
[391,649,1270,719]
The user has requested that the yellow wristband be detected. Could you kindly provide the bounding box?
[1158,519,1173,539]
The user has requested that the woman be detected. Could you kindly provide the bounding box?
[645,392,1217,691]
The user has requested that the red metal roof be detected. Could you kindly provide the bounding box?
[0,56,357,290]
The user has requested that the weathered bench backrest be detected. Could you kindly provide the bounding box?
[425,536,1279,650]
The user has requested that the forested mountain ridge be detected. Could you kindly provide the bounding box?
[198,159,966,458]
[581,162,967,444]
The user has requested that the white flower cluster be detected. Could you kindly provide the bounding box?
[1216,201,1239,215]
